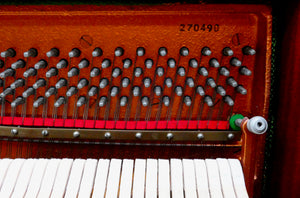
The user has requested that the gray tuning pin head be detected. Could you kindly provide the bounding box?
[216,86,226,96]
[88,86,98,97]
[184,96,192,106]
[165,78,172,88]
[23,87,35,98]
[1,48,15,58]
[219,67,230,76]
[159,47,167,56]
[180,47,189,56]
[66,86,78,97]
[143,78,151,88]
[99,96,107,107]
[115,47,124,57]
[56,59,68,69]
[55,78,67,89]
[33,79,46,89]
[198,67,208,76]
[156,67,164,77]
[99,78,109,89]
[133,86,140,97]
[112,68,121,78]
[10,79,25,89]
[110,86,119,97]
[24,48,37,58]
[177,67,186,77]
[236,85,247,95]
[163,96,170,106]
[206,78,216,88]
[239,66,252,76]
[76,96,86,107]
[175,86,183,96]
[69,48,81,58]
[167,58,176,68]
[0,68,15,78]
[77,79,88,89]
[186,77,195,88]
[90,67,100,77]
[230,57,242,67]
[68,67,79,78]
[223,95,234,106]
[122,77,130,88]
[34,60,47,70]
[120,96,128,107]
[223,47,234,56]
[145,59,153,69]
[209,58,220,68]
[243,46,256,55]
[141,96,149,107]
[227,77,238,87]
[123,59,132,69]
[136,47,145,56]
[201,47,212,56]
[11,59,25,69]
[33,97,45,108]
[154,86,162,96]
[196,86,205,96]
[204,95,213,107]
[102,59,111,68]
[78,59,89,69]
[46,68,58,78]
[46,48,59,57]
[0,87,13,98]
[189,59,198,68]
[45,87,56,98]
[11,97,25,108]
[92,48,103,57]
[54,97,66,107]
[134,67,142,77]
[23,68,37,78]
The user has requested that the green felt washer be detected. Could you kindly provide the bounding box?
[229,114,244,130]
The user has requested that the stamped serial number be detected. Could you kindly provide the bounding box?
[180,24,220,32]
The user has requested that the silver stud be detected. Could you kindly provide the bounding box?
[110,87,119,97]
[204,95,213,107]
[135,132,142,139]
[0,68,15,78]
[143,78,151,88]
[11,60,25,69]
[159,47,167,56]
[236,85,247,95]
[92,48,102,57]
[42,129,49,136]
[88,86,98,97]
[227,77,238,88]
[46,68,58,78]
[223,95,234,106]
[66,86,78,97]
[99,96,107,107]
[123,59,132,69]
[101,59,111,68]
[206,78,216,88]
[1,48,15,58]
[186,77,195,88]
[46,48,59,57]
[69,48,81,58]
[73,131,80,138]
[219,67,230,76]
[115,47,124,57]
[154,86,162,96]
[141,96,149,107]
[209,58,220,68]
[196,86,205,96]
[68,67,79,78]
[76,96,86,107]
[145,59,153,69]
[175,86,183,96]
[33,79,46,89]
[216,86,226,96]
[156,67,164,77]
[223,47,234,56]
[90,67,100,77]
[54,97,66,107]
[112,68,121,78]
[11,97,25,108]
[197,133,204,140]
[104,132,111,139]
[167,58,176,68]
[134,67,142,77]
[165,78,172,88]
[34,60,47,70]
[56,59,68,69]
[23,87,35,98]
[99,78,109,89]
[120,96,128,107]
[0,87,13,98]
[177,67,186,77]
[227,133,235,140]
[163,96,170,106]
[55,78,67,89]
[184,96,192,106]
[198,67,208,76]
[243,46,256,55]
[180,47,189,56]
[136,47,145,56]
[189,59,198,68]
[201,47,211,56]
[10,79,25,89]
[122,78,130,88]
[167,133,173,140]
[230,57,242,67]
[24,48,37,58]
[33,97,46,108]
[23,68,37,78]
[45,87,56,98]
[78,59,89,69]
[133,86,140,97]
[239,66,252,76]
[11,128,18,135]
[77,79,88,89]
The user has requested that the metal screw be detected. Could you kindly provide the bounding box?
[135,133,142,139]
[228,133,235,140]
[104,132,111,139]
[197,133,204,140]
[41,130,48,136]
[73,131,80,138]
[167,133,173,140]
[11,128,18,135]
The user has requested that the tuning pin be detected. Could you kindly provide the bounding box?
[180,47,189,56]
[68,67,79,77]
[11,59,25,69]
[0,68,15,78]
[219,67,230,76]
[243,46,256,55]
[78,59,89,69]
[198,67,208,76]
[209,58,220,68]
[120,96,128,107]
[66,86,78,97]
[216,86,226,96]
[175,86,183,96]
[115,47,124,57]
[156,67,164,77]
[196,86,205,96]
[0,87,13,97]
[136,47,145,56]
[177,67,186,77]
[54,97,66,107]
[141,96,149,106]
[144,78,151,88]
[133,86,140,97]
[167,58,176,68]
[239,66,252,76]
[186,77,195,88]
[90,67,100,77]
[227,77,238,87]
[46,68,58,78]
[69,48,81,58]
[110,86,119,97]
[23,87,35,98]
[163,96,170,106]
[236,85,247,95]
[99,96,107,107]
[99,78,109,89]
[154,86,162,96]
[76,96,86,107]
[92,48,103,57]
[189,59,198,68]
[56,59,68,69]
[223,47,234,56]
[159,47,167,56]
[55,78,67,89]
[23,68,36,78]
[46,48,59,57]
[204,95,213,107]
[184,96,192,106]
[33,79,46,89]
[45,87,56,98]
[134,67,142,77]
[11,97,25,108]
[33,97,45,108]
[230,57,242,67]
[206,78,216,88]
[145,59,153,69]
[34,60,47,70]
[10,79,25,89]
[123,59,132,69]
[0,60,4,68]
[88,86,98,97]
[202,47,212,56]
[77,79,88,89]
[165,78,172,88]
[102,59,111,69]
[24,48,37,58]
[1,48,15,58]
[122,78,130,88]
[223,95,234,106]
[112,68,121,78]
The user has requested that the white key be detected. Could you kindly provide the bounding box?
[105,159,122,198]
[205,159,223,198]
[145,159,158,198]
[78,159,97,198]
[217,158,237,198]
[0,158,24,197]
[37,159,61,198]
[183,159,197,198]
[65,159,86,198]
[25,159,48,198]
[11,159,36,198]
[0,159,12,189]
[158,159,170,198]
[132,159,146,198]
[194,159,210,198]
[170,159,184,198]
[119,159,134,198]
[228,159,249,198]
[50,158,73,198]
[92,159,110,198]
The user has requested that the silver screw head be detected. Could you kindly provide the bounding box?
[73,131,80,138]
[197,133,204,140]
[11,128,18,135]
[136,133,142,139]
[227,133,235,140]
[42,130,49,136]
[104,132,111,139]
[167,133,174,140]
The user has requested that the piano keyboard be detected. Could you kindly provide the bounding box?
[0,158,248,198]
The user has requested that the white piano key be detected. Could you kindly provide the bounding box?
[205,159,223,198]
[119,159,134,198]
[170,159,184,198]
[50,158,73,198]
[37,159,61,198]
[105,159,122,198]
[194,159,210,198]
[145,159,158,198]
[158,159,170,198]
[92,159,110,198]
[217,158,237,198]
[11,159,36,198]
[0,158,25,197]
[25,159,48,198]
[0,159,12,190]
[182,159,197,198]
[78,159,98,198]
[228,159,249,198]
[64,159,86,198]
[132,159,146,198]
